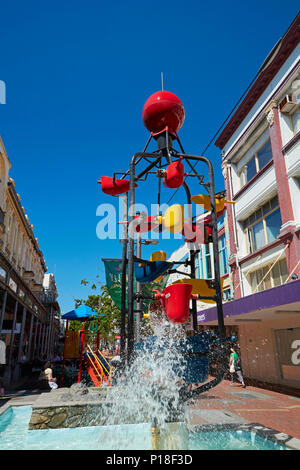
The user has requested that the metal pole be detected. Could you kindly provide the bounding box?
[0,270,11,333]
[33,316,38,358]
[17,306,27,362]
[183,181,198,334]
[27,313,34,360]
[179,152,225,340]
[78,321,85,383]
[120,193,128,365]
[60,319,68,387]
[135,229,142,342]
[8,298,18,383]
[127,155,137,363]
[206,159,225,340]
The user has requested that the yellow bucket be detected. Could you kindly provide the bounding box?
[163,204,185,233]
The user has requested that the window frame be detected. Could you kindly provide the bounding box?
[239,138,273,187]
[218,233,228,276]
[290,105,300,136]
[249,258,288,293]
[243,196,281,254]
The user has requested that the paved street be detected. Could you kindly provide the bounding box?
[187,379,300,445]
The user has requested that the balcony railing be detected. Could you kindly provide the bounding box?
[40,290,58,304]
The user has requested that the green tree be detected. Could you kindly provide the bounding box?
[73,284,121,344]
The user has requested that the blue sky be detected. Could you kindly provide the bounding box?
[0,1,299,313]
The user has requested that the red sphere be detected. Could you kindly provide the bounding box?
[142,90,185,136]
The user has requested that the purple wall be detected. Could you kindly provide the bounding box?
[197,279,300,323]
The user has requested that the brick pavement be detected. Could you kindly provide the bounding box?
[187,378,300,440]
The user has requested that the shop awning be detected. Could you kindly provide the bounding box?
[197,279,300,324]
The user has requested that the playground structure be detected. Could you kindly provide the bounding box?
[98,89,231,401]
[60,305,113,388]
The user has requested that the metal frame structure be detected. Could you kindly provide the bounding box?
[115,131,227,399]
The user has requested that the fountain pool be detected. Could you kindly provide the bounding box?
[0,405,290,450]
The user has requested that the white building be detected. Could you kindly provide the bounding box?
[198,13,300,390]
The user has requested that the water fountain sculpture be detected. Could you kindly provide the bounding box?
[97,90,229,448]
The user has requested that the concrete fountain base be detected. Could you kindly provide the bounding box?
[29,383,160,430]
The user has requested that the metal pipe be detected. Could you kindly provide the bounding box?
[127,154,137,363]
[120,193,128,365]
[182,181,198,334]
[27,312,34,361]
[17,306,27,363]
[135,229,142,342]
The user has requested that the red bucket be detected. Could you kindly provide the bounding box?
[156,283,193,324]
[163,157,184,189]
[98,176,137,196]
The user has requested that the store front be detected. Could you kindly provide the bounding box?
[197,279,300,389]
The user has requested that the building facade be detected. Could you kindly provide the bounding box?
[198,14,300,390]
[0,136,60,385]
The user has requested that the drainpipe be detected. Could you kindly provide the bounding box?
[227,163,244,297]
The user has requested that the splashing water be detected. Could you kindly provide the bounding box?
[102,319,190,430]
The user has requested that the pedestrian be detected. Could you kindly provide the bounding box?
[229,346,246,388]
[44,361,58,390]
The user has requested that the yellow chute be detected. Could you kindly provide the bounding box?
[172,278,224,304]
[150,250,167,282]
[191,194,235,212]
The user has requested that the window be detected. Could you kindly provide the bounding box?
[244,156,257,184]
[195,250,204,279]
[0,266,6,280]
[218,234,228,276]
[240,138,273,187]
[223,288,232,301]
[217,213,225,231]
[291,107,300,135]
[243,196,282,254]
[8,277,17,292]
[249,258,288,293]
[205,244,212,279]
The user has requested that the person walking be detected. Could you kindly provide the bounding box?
[229,346,246,388]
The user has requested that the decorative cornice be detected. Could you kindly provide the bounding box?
[0,250,47,317]
[220,61,300,164]
[7,181,47,272]
[215,13,300,149]
[265,100,278,127]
